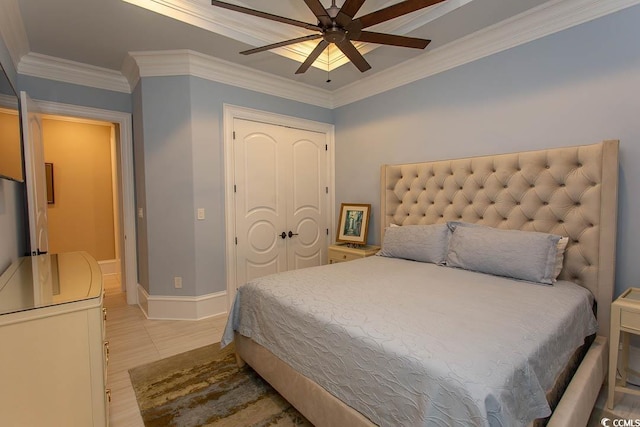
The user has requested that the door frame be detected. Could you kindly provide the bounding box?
[223,104,335,308]
[34,99,138,305]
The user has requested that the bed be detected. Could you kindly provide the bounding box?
[222,140,619,427]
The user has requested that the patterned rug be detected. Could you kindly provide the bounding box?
[129,343,312,427]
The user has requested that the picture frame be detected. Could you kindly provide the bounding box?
[336,203,371,245]
[45,162,54,204]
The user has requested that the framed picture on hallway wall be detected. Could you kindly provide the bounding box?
[45,162,54,204]
[336,203,371,245]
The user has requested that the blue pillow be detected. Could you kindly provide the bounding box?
[378,224,450,265]
[446,222,562,284]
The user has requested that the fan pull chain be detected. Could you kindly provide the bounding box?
[326,46,331,83]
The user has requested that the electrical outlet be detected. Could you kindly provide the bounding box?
[197,208,205,220]
[137,208,144,219]
[174,276,182,289]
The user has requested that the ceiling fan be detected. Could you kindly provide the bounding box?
[211,0,445,74]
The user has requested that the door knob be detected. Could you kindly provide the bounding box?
[280,232,287,239]
[288,231,299,238]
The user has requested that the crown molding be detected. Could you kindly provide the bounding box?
[13,0,640,109]
[17,52,132,93]
[127,50,334,109]
[333,0,640,107]
[0,0,30,70]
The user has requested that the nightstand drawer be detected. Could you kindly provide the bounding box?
[327,244,380,265]
[621,310,640,332]
[328,250,361,263]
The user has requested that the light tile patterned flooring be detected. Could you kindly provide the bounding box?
[104,275,640,426]
[103,276,227,426]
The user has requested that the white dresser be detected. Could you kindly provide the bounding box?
[0,252,108,427]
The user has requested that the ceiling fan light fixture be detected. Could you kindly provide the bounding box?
[211,0,444,75]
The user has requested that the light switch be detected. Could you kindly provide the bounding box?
[174,276,182,289]
[197,208,205,220]
[137,208,144,219]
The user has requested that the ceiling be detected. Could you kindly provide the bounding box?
[14,0,553,90]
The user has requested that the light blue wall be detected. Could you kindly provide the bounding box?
[135,75,332,296]
[333,5,640,297]
[17,75,131,113]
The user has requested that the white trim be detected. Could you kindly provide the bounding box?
[97,259,120,276]
[18,53,131,94]
[127,50,333,109]
[333,0,640,106]
[136,284,227,320]
[223,104,335,309]
[33,99,138,305]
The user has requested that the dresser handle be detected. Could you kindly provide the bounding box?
[106,389,112,403]
[104,341,110,364]
[102,307,107,322]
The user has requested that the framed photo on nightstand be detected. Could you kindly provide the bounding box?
[336,203,371,245]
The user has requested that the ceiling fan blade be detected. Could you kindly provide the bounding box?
[335,0,366,27]
[357,0,446,29]
[335,40,371,72]
[303,0,332,27]
[351,31,430,49]
[295,40,330,74]
[211,0,320,31]
[241,34,323,55]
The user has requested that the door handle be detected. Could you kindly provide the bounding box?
[280,232,287,239]
[288,231,299,238]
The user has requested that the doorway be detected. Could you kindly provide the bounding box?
[33,100,137,304]
[41,115,122,282]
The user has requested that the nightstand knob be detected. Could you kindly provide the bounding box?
[280,232,287,239]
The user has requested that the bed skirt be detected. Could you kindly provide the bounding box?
[235,333,608,427]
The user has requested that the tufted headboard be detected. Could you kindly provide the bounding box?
[381,140,619,337]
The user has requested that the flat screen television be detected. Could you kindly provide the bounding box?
[0,64,22,182]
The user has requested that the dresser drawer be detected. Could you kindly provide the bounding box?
[621,310,640,332]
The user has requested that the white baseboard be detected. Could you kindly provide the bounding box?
[98,259,120,276]
[136,284,228,320]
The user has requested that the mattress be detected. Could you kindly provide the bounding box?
[222,256,598,427]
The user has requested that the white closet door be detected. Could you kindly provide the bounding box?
[234,120,288,285]
[20,91,49,256]
[233,118,328,288]
[286,129,327,270]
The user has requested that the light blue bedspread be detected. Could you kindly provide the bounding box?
[222,256,597,427]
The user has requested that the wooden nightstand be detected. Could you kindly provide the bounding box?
[328,243,380,264]
[608,287,640,409]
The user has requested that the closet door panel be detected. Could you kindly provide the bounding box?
[234,120,287,286]
[287,131,327,269]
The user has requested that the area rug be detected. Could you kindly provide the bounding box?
[129,343,312,427]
